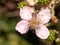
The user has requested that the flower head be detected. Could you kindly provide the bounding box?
[15,6,51,39]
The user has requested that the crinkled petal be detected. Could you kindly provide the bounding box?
[20,6,32,20]
[35,24,50,39]
[37,8,51,24]
[15,20,29,34]
[27,0,38,6]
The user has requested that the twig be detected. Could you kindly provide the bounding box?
[48,0,56,17]
[55,0,60,3]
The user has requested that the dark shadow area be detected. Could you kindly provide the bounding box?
[55,3,60,19]
[16,29,45,45]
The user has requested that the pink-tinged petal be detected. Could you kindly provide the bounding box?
[20,6,32,20]
[35,24,50,39]
[37,8,51,24]
[15,20,29,34]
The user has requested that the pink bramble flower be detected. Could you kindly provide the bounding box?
[15,6,51,39]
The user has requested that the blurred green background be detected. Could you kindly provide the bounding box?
[0,0,60,45]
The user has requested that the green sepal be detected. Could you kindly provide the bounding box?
[47,30,56,41]
[17,2,27,9]
[38,0,49,5]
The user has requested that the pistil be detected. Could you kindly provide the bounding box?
[29,15,39,29]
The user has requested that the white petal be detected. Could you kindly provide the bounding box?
[20,6,32,20]
[35,24,50,39]
[27,0,38,6]
[37,8,51,24]
[15,20,29,34]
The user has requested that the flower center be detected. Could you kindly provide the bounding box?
[29,16,39,29]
